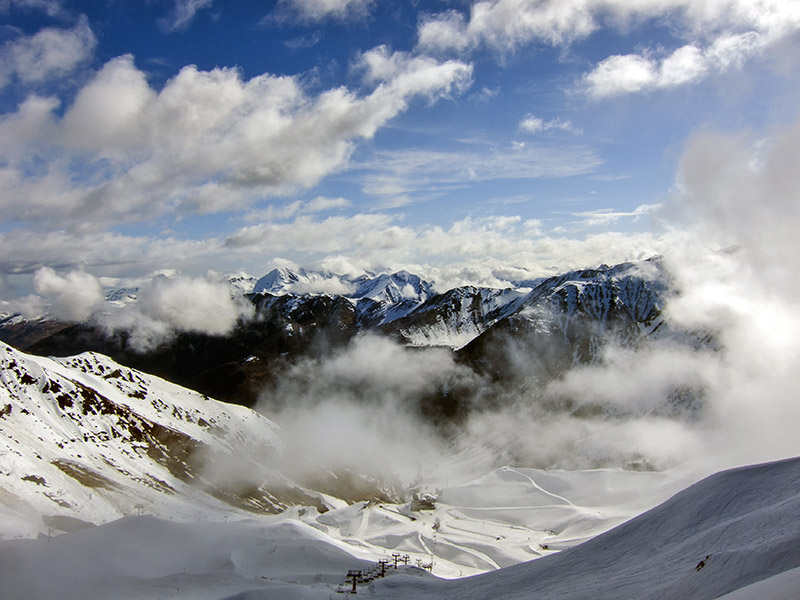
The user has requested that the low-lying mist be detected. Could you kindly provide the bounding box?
[257,119,800,492]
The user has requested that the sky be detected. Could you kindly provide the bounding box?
[1,0,799,304]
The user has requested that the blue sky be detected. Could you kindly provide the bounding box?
[1,0,799,305]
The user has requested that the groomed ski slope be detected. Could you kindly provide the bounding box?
[1,456,798,599]
[371,456,800,600]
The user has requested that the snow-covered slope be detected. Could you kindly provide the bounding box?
[371,456,800,600]
[1,457,796,600]
[0,341,694,575]
[458,259,669,382]
[0,340,321,537]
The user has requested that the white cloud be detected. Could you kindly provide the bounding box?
[225,212,666,286]
[583,37,767,98]
[0,229,225,280]
[418,1,596,54]
[357,143,602,203]
[672,117,800,296]
[276,0,373,21]
[135,274,252,336]
[519,113,582,135]
[419,0,800,95]
[573,203,662,227]
[84,273,257,351]
[0,207,667,297]
[162,0,215,31]
[259,334,480,483]
[31,266,105,321]
[0,16,96,88]
[0,48,472,231]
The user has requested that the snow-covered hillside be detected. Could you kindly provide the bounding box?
[1,456,797,600]
[373,456,800,600]
[0,340,316,537]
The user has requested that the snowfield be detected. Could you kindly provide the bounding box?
[1,457,798,599]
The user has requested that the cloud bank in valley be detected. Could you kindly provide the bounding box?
[257,117,800,486]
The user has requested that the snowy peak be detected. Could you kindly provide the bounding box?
[351,270,434,304]
[252,267,301,294]
[252,267,435,305]
[251,268,437,327]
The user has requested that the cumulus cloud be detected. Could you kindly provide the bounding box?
[417,1,596,53]
[223,211,665,280]
[583,35,767,98]
[0,209,666,293]
[418,0,800,95]
[0,47,471,231]
[101,273,255,351]
[31,266,104,321]
[0,16,96,88]
[0,229,226,279]
[2,266,252,348]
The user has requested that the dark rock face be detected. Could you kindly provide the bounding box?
[11,293,361,408]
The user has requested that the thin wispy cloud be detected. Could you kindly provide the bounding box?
[357,143,603,202]
[519,114,582,135]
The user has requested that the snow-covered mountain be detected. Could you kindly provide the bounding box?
[380,286,525,349]
[0,259,671,409]
[251,267,436,326]
[252,267,347,296]
[0,340,329,537]
[459,258,669,382]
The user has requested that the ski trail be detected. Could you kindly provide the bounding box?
[505,467,575,506]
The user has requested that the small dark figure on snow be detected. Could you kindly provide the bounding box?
[695,555,711,571]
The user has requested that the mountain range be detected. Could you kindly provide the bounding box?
[0,258,672,409]
[1,258,799,598]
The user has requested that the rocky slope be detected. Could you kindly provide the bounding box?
[0,340,330,536]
